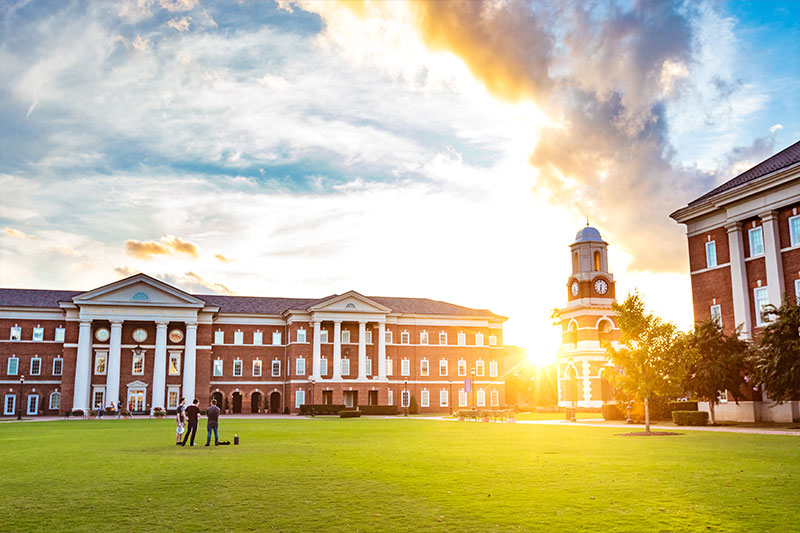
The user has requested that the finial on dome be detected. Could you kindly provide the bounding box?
[586,215,590,226]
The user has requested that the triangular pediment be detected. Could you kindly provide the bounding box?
[308,291,391,313]
[73,274,205,308]
[126,380,148,389]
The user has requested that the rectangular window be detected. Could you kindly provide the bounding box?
[719,389,729,403]
[52,358,63,376]
[32,327,44,342]
[488,335,497,346]
[439,332,447,345]
[297,329,307,343]
[253,331,263,345]
[400,332,410,344]
[459,389,467,407]
[491,390,499,407]
[366,330,372,344]
[749,227,764,256]
[8,357,19,376]
[341,358,350,375]
[49,392,60,410]
[710,304,722,327]
[796,279,800,305]
[10,327,21,341]
[95,353,107,375]
[457,332,466,346]
[30,357,41,376]
[477,389,486,407]
[366,358,372,376]
[489,361,498,378]
[214,330,224,344]
[401,390,410,408]
[342,330,350,344]
[320,358,328,375]
[132,353,144,375]
[439,359,448,376]
[233,360,243,377]
[234,331,244,345]
[790,215,800,247]
[475,333,484,346]
[385,331,392,344]
[55,327,65,342]
[458,360,467,377]
[295,390,305,409]
[272,331,281,345]
[476,360,485,377]
[27,394,38,415]
[705,241,717,268]
[420,359,429,376]
[296,357,306,375]
[253,360,262,377]
[92,389,105,410]
[420,331,428,345]
[320,330,329,343]
[388,389,394,405]
[754,287,770,326]
[168,390,179,409]
[440,390,448,407]
[386,358,393,376]
[420,390,430,407]
[401,359,410,376]
[169,353,181,375]
[213,359,223,377]
[272,360,281,377]
[4,394,16,415]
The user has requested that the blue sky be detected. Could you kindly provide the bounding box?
[1,0,798,358]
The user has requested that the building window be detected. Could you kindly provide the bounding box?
[320,358,328,375]
[297,328,306,343]
[271,331,281,346]
[420,390,430,408]
[795,279,800,305]
[213,359,223,377]
[49,391,61,410]
[477,389,486,407]
[169,353,181,375]
[490,390,499,407]
[476,359,485,377]
[95,353,107,375]
[401,359,410,376]
[253,359,262,377]
[458,359,467,377]
[458,389,467,407]
[748,227,764,256]
[475,333,484,346]
[4,394,16,415]
[295,390,305,409]
[594,251,601,271]
[439,332,447,345]
[386,358,393,376]
[272,360,281,377]
[401,390,410,408]
[710,304,722,327]
[790,215,800,247]
[167,389,179,410]
[8,356,18,375]
[214,330,224,344]
[234,331,244,345]
[400,332,410,344]
[132,353,144,375]
[366,330,372,344]
[388,390,394,405]
[32,327,44,342]
[420,359,429,376]
[27,394,39,415]
[10,327,21,341]
[233,359,243,377]
[385,330,392,344]
[420,331,428,345]
[457,332,466,346]
[55,327,65,342]
[488,335,497,346]
[754,287,770,326]
[296,357,306,375]
[342,330,350,344]
[439,359,448,376]
[92,389,105,410]
[320,330,329,343]
[489,361,498,378]
[52,358,63,376]
[705,241,717,268]
[30,357,41,376]
[440,390,448,407]
[253,331,263,345]
[366,358,372,376]
[341,358,350,375]
[719,389,729,403]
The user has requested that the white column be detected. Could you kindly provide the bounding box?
[311,321,321,379]
[726,222,752,339]
[72,321,92,411]
[760,211,786,308]
[105,321,123,407]
[377,322,387,380]
[332,321,342,379]
[151,322,168,411]
[182,323,197,402]
[357,321,367,380]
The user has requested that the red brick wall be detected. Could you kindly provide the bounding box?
[687,227,730,271]
[689,267,735,332]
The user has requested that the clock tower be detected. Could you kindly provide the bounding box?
[557,225,619,408]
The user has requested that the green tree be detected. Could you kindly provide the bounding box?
[683,321,750,424]
[606,293,687,433]
[408,395,419,415]
[752,300,800,403]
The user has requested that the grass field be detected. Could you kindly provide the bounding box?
[2,418,798,532]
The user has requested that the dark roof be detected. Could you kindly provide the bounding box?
[0,288,83,308]
[688,140,800,206]
[196,294,328,314]
[367,296,497,317]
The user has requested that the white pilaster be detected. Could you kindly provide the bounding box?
[357,321,367,380]
[377,322,387,380]
[151,322,168,411]
[332,320,342,380]
[182,323,197,402]
[105,321,123,407]
[311,321,321,379]
[726,222,752,339]
[760,211,786,308]
[72,321,92,411]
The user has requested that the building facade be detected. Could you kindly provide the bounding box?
[671,140,800,422]
[0,274,507,417]
[556,225,619,408]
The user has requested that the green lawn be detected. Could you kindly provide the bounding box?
[1,418,798,532]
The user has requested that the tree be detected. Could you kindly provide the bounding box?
[408,395,419,415]
[606,293,687,433]
[752,300,800,403]
[683,321,750,424]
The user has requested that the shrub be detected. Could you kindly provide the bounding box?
[672,410,709,426]
[409,395,419,414]
[670,401,699,412]
[358,405,398,416]
[71,409,84,417]
[299,404,346,416]
[153,407,166,417]
[120,409,131,416]
[602,404,626,420]
[340,410,362,418]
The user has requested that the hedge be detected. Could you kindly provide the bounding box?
[670,401,699,412]
[299,404,346,415]
[358,405,398,416]
[601,404,626,420]
[340,410,362,418]
[672,410,709,426]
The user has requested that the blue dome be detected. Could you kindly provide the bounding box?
[574,226,603,243]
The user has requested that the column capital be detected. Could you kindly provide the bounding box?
[333,319,342,325]
[758,210,780,223]
[110,321,123,328]
[79,320,92,327]
[358,320,367,325]
[184,322,198,330]
[155,321,169,328]
[725,221,743,233]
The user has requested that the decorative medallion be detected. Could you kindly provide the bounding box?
[95,328,110,342]
[169,329,184,343]
[132,328,148,343]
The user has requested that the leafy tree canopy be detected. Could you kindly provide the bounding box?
[752,300,800,403]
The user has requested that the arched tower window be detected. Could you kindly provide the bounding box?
[597,318,613,344]
[572,252,579,273]
[565,320,578,347]
[593,251,601,271]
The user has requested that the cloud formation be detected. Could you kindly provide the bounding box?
[5,227,36,240]
[125,235,200,259]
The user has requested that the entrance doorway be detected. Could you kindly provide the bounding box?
[232,392,242,414]
[322,390,333,405]
[211,391,223,411]
[368,390,378,406]
[343,391,358,409]
[128,389,145,411]
[269,392,281,413]
[251,392,262,414]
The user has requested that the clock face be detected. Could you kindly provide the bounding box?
[95,328,110,342]
[169,329,184,343]
[594,279,609,295]
[570,281,579,297]
[132,328,148,343]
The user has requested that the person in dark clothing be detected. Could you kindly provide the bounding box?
[181,399,200,446]
[205,398,221,446]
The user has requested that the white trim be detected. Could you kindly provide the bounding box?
[710,304,722,327]
[420,389,430,407]
[295,356,306,376]
[29,357,42,376]
[210,381,286,385]
[233,359,243,377]
[7,356,19,376]
[27,393,39,414]
[253,359,263,377]
[213,359,223,377]
[4,394,16,415]
[789,214,800,247]
[748,226,764,257]
[754,286,770,326]
[705,240,717,268]
[52,357,63,376]
[49,391,61,410]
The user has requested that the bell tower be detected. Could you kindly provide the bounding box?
[557,225,618,409]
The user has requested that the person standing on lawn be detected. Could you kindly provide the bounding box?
[175,397,186,445]
[205,398,221,446]
[181,399,200,446]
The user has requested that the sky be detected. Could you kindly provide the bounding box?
[1,0,799,363]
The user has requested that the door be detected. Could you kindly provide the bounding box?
[27,395,39,415]
[211,391,224,410]
[322,390,332,405]
[269,392,281,414]
[251,392,262,414]
[232,392,242,414]
[343,391,357,409]
[128,389,145,411]
[368,390,378,406]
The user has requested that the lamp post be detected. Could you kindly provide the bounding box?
[449,380,453,415]
[310,378,316,417]
[17,375,25,420]
[470,369,476,410]
[403,379,408,417]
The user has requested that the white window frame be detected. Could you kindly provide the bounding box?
[27,394,38,415]
[54,327,65,342]
[253,331,263,345]
[490,390,499,407]
[296,357,306,376]
[719,389,729,403]
[477,389,486,407]
[94,352,108,375]
[488,334,497,346]
[386,358,393,376]
[341,358,350,375]
[4,394,16,415]
[440,389,448,407]
[458,359,467,377]
[748,226,764,257]
[233,359,243,377]
[388,389,394,405]
[297,328,306,343]
[234,331,244,345]
[253,359,262,377]
[10,326,21,341]
[420,331,428,345]
[320,357,328,375]
[795,279,800,305]
[167,387,180,410]
[420,390,430,408]
[475,333,484,346]
[710,304,722,327]
[366,330,372,344]
[272,331,281,346]
[295,390,305,409]
[439,332,447,345]
[272,359,281,377]
[401,359,410,376]
[420,359,429,376]
[49,391,61,410]
[320,330,329,343]
[132,352,144,375]
[7,356,18,375]
[385,331,392,344]
[32,327,44,342]
[214,330,224,345]
[213,359,223,377]
[52,357,63,376]
[489,360,498,378]
[169,352,181,376]
[366,358,372,376]
[458,389,467,407]
[400,331,410,345]
[401,390,410,408]
[789,215,800,247]
[342,330,351,344]
[439,359,448,376]
[30,357,41,376]
[476,359,485,377]
[92,388,105,410]
[457,332,466,346]
[754,287,770,326]
[705,241,717,268]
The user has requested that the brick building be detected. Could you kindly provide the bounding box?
[671,140,800,422]
[0,274,507,417]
